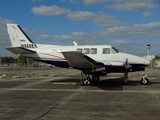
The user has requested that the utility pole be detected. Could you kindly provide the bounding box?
[0,56,2,75]
[27,58,29,77]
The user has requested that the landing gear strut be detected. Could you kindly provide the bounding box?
[79,71,91,85]
[123,71,130,85]
[83,74,91,85]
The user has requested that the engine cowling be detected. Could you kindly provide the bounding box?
[95,67,106,72]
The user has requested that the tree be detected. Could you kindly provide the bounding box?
[17,56,37,67]
[17,56,27,66]
[0,56,17,65]
[154,55,160,60]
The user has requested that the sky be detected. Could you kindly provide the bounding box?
[0,0,160,56]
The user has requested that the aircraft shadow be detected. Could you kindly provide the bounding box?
[50,77,160,91]
[51,77,80,83]
[91,78,123,91]
[50,77,123,90]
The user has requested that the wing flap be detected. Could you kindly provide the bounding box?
[6,47,36,54]
[62,51,104,69]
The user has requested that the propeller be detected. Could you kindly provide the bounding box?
[125,58,132,70]
[124,58,132,84]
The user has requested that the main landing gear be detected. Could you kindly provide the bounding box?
[80,71,100,85]
[123,72,149,85]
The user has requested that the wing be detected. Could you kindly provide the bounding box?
[62,51,104,70]
[6,47,36,54]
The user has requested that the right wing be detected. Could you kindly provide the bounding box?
[62,51,104,70]
[6,47,36,54]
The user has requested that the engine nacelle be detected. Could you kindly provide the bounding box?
[95,67,106,72]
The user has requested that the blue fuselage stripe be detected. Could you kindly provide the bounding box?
[38,60,145,72]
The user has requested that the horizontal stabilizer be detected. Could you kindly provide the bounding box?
[6,47,36,54]
[62,51,104,69]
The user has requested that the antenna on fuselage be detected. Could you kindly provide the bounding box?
[73,41,78,46]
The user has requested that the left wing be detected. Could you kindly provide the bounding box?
[62,51,104,70]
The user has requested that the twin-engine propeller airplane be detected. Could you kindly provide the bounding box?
[6,23,150,85]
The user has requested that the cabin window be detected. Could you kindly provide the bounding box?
[84,48,90,54]
[103,48,110,54]
[76,48,82,53]
[91,48,97,54]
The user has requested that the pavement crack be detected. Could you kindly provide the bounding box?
[36,87,80,120]
[147,89,159,100]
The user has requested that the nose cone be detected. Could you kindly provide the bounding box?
[144,59,150,66]
[134,55,150,66]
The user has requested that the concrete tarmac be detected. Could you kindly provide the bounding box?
[0,68,160,120]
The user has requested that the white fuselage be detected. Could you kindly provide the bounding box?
[22,43,150,73]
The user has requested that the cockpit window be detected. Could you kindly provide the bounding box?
[111,47,119,53]
[103,48,110,54]
[110,49,115,54]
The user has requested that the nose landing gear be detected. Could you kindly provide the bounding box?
[140,73,149,85]
[123,71,149,85]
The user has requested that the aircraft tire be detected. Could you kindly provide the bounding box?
[92,75,100,82]
[140,77,149,85]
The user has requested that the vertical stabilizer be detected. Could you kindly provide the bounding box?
[7,24,34,48]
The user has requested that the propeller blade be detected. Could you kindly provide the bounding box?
[125,58,132,69]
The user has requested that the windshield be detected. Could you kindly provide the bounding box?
[111,47,119,53]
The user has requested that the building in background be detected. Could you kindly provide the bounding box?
[143,44,155,61]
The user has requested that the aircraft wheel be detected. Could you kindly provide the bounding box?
[140,77,149,85]
[92,75,100,82]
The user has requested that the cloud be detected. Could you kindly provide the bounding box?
[23,28,52,41]
[1,21,159,55]
[69,0,80,4]
[31,0,44,2]
[61,0,66,2]
[104,1,158,12]
[83,0,107,5]
[0,17,14,25]
[22,21,160,46]
[67,11,95,21]
[0,26,13,56]
[52,31,101,45]
[142,11,156,18]
[31,5,70,17]
[31,5,124,27]
[54,31,90,41]
[96,22,160,39]
[0,17,15,56]
[108,40,138,53]
[91,12,124,27]
[112,39,131,44]
[23,27,104,45]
